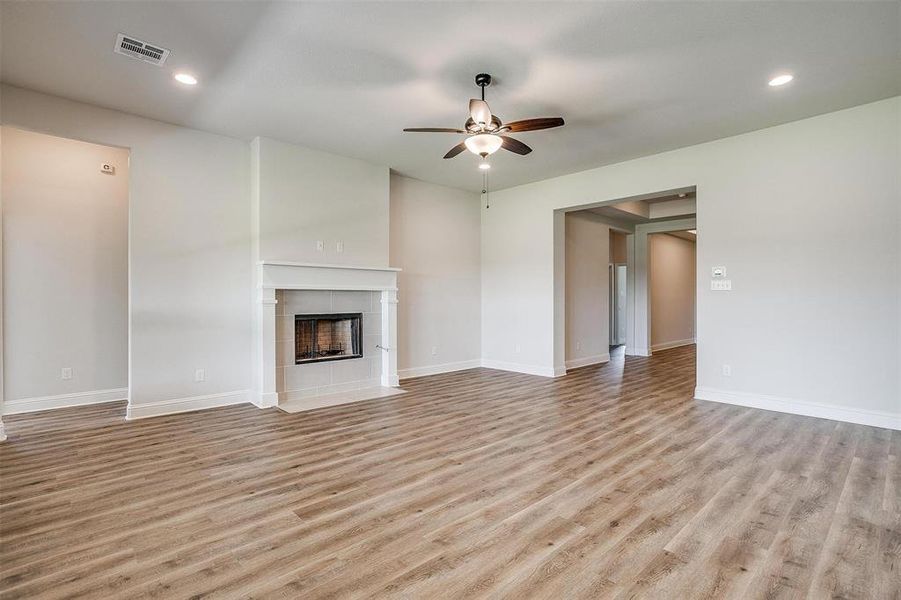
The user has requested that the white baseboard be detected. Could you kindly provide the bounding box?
[480,359,561,378]
[651,338,696,352]
[126,390,250,420]
[3,387,128,415]
[625,347,651,357]
[565,354,610,369]
[398,359,481,380]
[694,386,901,431]
[251,391,279,409]
[0,420,6,442]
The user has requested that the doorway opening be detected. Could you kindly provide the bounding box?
[557,186,697,376]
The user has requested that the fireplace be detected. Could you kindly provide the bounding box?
[255,262,399,408]
[295,313,363,364]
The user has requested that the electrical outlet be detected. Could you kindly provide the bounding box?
[576,341,581,351]
[194,369,205,382]
[336,241,344,253]
[431,346,438,356]
[61,367,73,380]
[316,240,324,252]
[722,364,732,377]
[514,344,521,354]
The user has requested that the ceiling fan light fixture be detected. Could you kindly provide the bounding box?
[465,134,503,156]
[478,159,491,170]
[469,99,492,127]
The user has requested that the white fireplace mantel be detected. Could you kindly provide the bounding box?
[254,261,400,409]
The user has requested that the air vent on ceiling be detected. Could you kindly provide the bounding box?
[114,33,170,66]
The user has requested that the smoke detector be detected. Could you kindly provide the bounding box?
[114,33,170,66]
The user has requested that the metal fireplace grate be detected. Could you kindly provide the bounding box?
[295,313,363,364]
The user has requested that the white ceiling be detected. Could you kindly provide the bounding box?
[2,1,899,192]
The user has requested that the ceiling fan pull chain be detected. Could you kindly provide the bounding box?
[482,171,490,209]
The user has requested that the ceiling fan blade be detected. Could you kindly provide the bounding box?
[443,141,467,159]
[498,117,564,133]
[403,127,466,133]
[500,136,532,155]
[469,99,493,127]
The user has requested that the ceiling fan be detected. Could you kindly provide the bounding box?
[403,73,564,162]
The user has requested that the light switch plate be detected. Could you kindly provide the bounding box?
[711,279,732,291]
[61,367,73,380]
[316,241,324,252]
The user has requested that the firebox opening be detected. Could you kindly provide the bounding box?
[295,313,363,364]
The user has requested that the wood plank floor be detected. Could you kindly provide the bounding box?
[1,345,898,599]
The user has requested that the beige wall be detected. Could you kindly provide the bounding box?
[389,173,481,376]
[609,231,627,264]
[2,127,128,402]
[565,212,610,366]
[649,233,696,350]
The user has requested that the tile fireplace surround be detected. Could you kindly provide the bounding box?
[254,261,400,409]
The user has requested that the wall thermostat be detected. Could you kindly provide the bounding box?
[711,266,726,278]
[100,163,115,175]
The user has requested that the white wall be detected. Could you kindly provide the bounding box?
[1,84,252,409]
[0,86,478,418]
[564,212,610,367]
[253,137,389,267]
[483,97,900,428]
[649,197,696,219]
[0,128,4,437]
[2,127,128,406]
[389,173,481,377]
[649,233,696,350]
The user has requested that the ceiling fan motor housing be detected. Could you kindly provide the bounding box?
[475,73,492,88]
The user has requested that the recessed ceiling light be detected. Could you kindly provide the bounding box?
[174,72,198,85]
[768,74,793,87]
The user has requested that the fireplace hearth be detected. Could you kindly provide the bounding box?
[295,313,363,364]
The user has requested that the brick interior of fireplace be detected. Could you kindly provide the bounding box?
[295,313,362,364]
